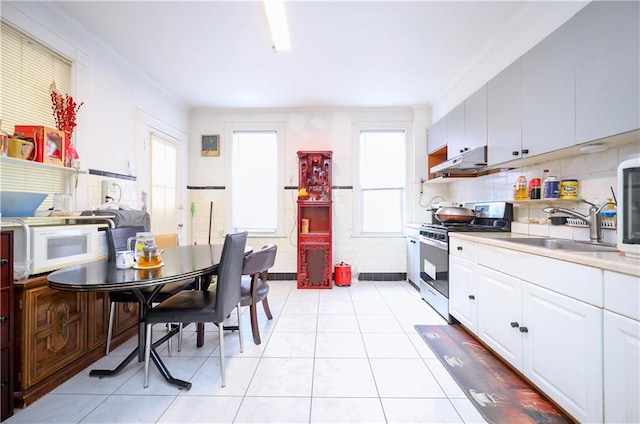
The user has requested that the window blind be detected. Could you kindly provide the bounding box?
[0,22,72,134]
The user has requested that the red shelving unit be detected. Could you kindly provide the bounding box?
[297,151,332,289]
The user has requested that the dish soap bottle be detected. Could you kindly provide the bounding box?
[600,198,617,226]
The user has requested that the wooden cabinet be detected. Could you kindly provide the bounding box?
[487,59,523,166]
[574,1,640,143]
[12,275,137,407]
[522,18,575,155]
[297,151,333,289]
[1,231,14,421]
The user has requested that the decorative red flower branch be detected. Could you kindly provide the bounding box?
[49,82,83,138]
[50,82,83,165]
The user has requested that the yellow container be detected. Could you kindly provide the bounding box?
[7,137,35,160]
[560,179,578,199]
[301,218,310,233]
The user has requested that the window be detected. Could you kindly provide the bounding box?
[357,129,406,234]
[230,128,282,234]
[0,22,72,131]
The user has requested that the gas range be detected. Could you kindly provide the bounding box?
[417,201,512,323]
[420,201,513,243]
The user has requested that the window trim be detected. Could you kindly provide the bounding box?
[352,122,412,236]
[225,122,285,237]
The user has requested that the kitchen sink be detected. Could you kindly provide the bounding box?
[499,238,619,252]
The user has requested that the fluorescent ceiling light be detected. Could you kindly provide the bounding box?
[264,0,291,51]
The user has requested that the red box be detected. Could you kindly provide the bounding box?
[14,126,65,166]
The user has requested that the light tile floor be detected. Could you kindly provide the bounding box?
[6,280,487,424]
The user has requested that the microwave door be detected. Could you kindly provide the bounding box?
[622,167,640,244]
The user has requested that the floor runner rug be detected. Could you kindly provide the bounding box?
[415,324,573,424]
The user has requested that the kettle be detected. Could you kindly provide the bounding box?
[127,232,157,261]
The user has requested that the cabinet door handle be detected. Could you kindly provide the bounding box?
[0,316,7,323]
[521,149,529,155]
[0,259,8,265]
[512,151,519,156]
[468,295,475,300]
[519,326,529,333]
[510,321,519,328]
[456,246,463,251]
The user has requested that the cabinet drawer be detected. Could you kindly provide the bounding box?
[604,271,640,321]
[478,245,603,306]
[449,238,477,262]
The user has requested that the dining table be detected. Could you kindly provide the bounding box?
[47,243,251,389]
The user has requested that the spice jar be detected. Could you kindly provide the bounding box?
[560,179,578,200]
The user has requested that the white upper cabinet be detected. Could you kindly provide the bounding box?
[463,85,488,154]
[427,118,446,154]
[488,59,522,166]
[574,1,640,143]
[522,18,575,154]
[446,103,465,159]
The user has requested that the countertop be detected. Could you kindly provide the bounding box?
[449,232,640,277]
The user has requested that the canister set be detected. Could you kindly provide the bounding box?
[514,170,578,201]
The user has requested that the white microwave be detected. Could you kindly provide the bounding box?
[617,157,640,258]
[12,224,108,278]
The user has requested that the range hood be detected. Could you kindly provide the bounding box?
[430,146,487,176]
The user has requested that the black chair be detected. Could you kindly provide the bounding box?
[143,231,248,388]
[105,226,193,355]
[237,244,278,345]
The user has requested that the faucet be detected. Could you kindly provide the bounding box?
[543,198,616,243]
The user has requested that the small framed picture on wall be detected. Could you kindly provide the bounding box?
[201,135,220,156]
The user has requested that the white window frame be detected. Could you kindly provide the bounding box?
[225,122,285,237]
[352,122,411,236]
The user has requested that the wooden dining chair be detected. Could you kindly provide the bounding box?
[225,244,277,344]
[143,231,248,388]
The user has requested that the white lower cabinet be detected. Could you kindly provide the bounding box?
[603,311,640,423]
[603,270,640,422]
[449,235,608,423]
[449,254,478,333]
[477,266,523,369]
[521,281,603,423]
[476,266,603,422]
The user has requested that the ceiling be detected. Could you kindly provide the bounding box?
[52,1,588,111]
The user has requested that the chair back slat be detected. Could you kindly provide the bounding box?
[213,231,248,322]
[242,244,277,276]
[106,226,145,261]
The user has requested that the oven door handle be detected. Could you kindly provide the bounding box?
[419,235,447,250]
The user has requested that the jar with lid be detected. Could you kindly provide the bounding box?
[543,176,559,199]
[529,178,541,200]
[515,175,528,200]
[560,179,579,200]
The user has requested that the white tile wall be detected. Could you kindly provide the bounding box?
[185,188,406,275]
